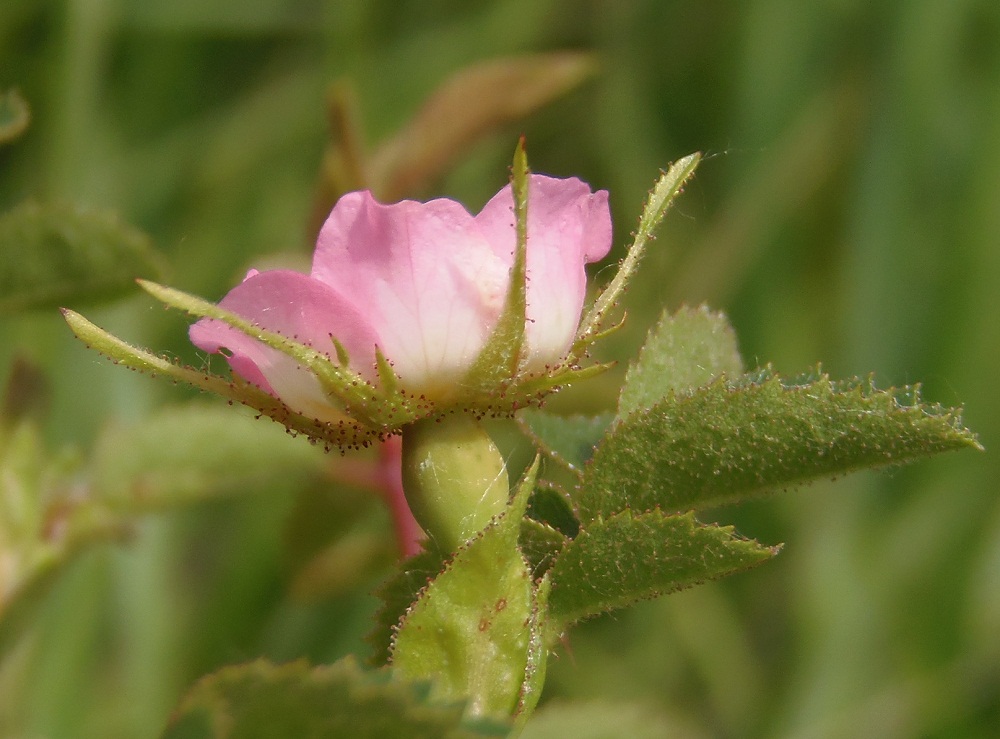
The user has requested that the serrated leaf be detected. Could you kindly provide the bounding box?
[618,305,743,417]
[162,657,508,739]
[547,510,776,629]
[0,89,30,145]
[390,461,540,720]
[573,153,700,356]
[517,409,612,475]
[0,201,164,314]
[579,371,982,522]
[370,53,596,201]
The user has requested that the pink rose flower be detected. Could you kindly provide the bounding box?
[189,175,611,423]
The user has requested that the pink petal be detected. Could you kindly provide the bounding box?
[476,175,612,368]
[189,269,378,423]
[312,191,510,394]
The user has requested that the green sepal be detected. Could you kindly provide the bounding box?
[463,139,529,392]
[571,152,701,359]
[546,510,777,631]
[578,370,983,522]
[506,361,615,402]
[518,517,567,579]
[162,656,510,739]
[61,309,382,450]
[138,280,417,428]
[390,458,543,720]
[374,344,402,399]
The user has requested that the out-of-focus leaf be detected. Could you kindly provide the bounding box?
[370,52,596,201]
[0,419,123,661]
[162,657,508,739]
[288,527,394,601]
[618,305,743,418]
[547,510,777,629]
[0,88,30,145]
[284,484,392,602]
[578,371,982,522]
[90,403,328,512]
[1,357,50,423]
[517,410,612,475]
[307,81,368,238]
[390,461,542,721]
[521,700,689,739]
[0,202,164,314]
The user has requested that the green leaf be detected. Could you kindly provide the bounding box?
[0,88,30,145]
[0,201,164,315]
[370,52,596,201]
[618,305,743,417]
[512,575,550,731]
[572,153,700,357]
[368,547,448,666]
[89,403,329,512]
[547,510,777,629]
[1,357,50,424]
[526,485,579,538]
[162,657,508,739]
[520,700,680,739]
[0,419,124,661]
[517,409,613,475]
[578,371,982,522]
[390,460,541,720]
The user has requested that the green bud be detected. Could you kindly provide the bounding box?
[400,415,509,551]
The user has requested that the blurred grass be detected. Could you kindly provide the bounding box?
[1,1,997,737]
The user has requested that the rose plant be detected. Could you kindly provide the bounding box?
[60,143,979,736]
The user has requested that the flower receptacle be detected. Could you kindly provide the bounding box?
[400,415,509,552]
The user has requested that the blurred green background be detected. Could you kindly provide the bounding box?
[1,1,998,736]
